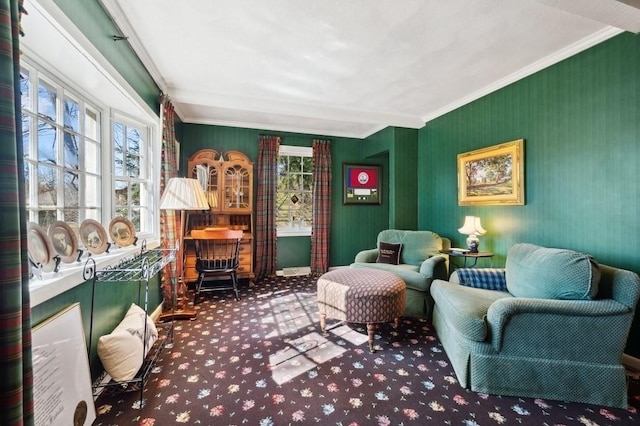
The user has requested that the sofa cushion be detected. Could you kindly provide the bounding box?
[431,280,511,342]
[376,242,402,264]
[506,243,600,300]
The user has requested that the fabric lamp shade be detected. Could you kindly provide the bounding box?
[159,178,209,211]
[458,216,486,237]
[458,216,486,253]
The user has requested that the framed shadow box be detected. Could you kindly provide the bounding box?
[343,163,381,205]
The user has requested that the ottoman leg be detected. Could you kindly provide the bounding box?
[367,323,376,353]
[320,313,328,336]
[393,317,400,329]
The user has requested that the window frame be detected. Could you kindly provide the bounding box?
[111,111,155,235]
[277,145,313,238]
[20,61,105,227]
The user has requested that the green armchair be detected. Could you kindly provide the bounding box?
[430,243,640,408]
[350,229,450,318]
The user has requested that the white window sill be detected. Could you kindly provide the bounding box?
[29,238,161,307]
[277,228,312,238]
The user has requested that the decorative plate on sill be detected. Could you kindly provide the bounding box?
[109,216,136,247]
[27,222,57,272]
[48,220,79,263]
[79,219,109,255]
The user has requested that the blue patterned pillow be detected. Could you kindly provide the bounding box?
[506,243,600,300]
[456,268,507,291]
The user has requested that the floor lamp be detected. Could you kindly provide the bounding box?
[158,177,209,321]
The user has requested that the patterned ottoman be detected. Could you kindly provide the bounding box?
[317,268,406,352]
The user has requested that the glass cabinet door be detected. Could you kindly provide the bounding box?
[223,163,251,211]
[191,160,221,210]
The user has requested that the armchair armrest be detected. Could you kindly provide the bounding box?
[354,248,378,263]
[419,255,448,280]
[487,297,632,353]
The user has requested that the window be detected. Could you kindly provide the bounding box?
[277,145,313,236]
[112,116,153,233]
[21,61,155,236]
[21,64,103,227]
[20,57,158,306]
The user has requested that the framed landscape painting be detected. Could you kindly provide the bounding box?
[343,163,381,205]
[457,139,525,206]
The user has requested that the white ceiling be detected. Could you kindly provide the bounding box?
[100,0,639,138]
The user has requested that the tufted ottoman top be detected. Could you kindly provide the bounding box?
[317,268,406,324]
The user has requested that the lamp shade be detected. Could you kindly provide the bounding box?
[458,216,486,236]
[159,178,210,211]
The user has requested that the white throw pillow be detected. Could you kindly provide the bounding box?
[97,303,158,382]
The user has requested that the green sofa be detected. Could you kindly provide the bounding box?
[430,243,640,408]
[350,229,450,318]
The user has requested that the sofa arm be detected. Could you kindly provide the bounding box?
[487,297,632,353]
[354,248,378,263]
[419,255,448,280]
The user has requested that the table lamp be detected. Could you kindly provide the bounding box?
[159,177,209,321]
[458,215,486,253]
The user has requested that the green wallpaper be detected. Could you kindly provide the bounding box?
[363,127,418,230]
[418,32,640,356]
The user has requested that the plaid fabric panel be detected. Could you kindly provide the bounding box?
[254,135,280,277]
[0,1,34,422]
[160,96,179,307]
[456,268,507,291]
[310,139,331,274]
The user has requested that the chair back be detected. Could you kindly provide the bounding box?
[191,229,243,273]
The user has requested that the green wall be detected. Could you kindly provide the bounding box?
[418,32,640,356]
[364,127,419,230]
[181,124,391,268]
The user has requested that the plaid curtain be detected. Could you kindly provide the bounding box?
[160,95,179,310]
[310,139,331,274]
[0,1,34,424]
[254,135,280,278]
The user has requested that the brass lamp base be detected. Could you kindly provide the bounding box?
[158,307,197,322]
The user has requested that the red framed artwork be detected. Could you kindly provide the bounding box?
[343,163,381,205]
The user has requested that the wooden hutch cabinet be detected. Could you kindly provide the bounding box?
[183,149,255,283]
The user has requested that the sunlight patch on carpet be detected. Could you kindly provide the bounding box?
[269,332,346,385]
[328,324,369,346]
[261,292,319,339]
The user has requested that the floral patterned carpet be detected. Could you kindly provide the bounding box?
[93,275,640,425]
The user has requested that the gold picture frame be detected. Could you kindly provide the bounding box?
[457,139,524,206]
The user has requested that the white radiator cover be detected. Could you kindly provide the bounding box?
[280,267,311,277]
